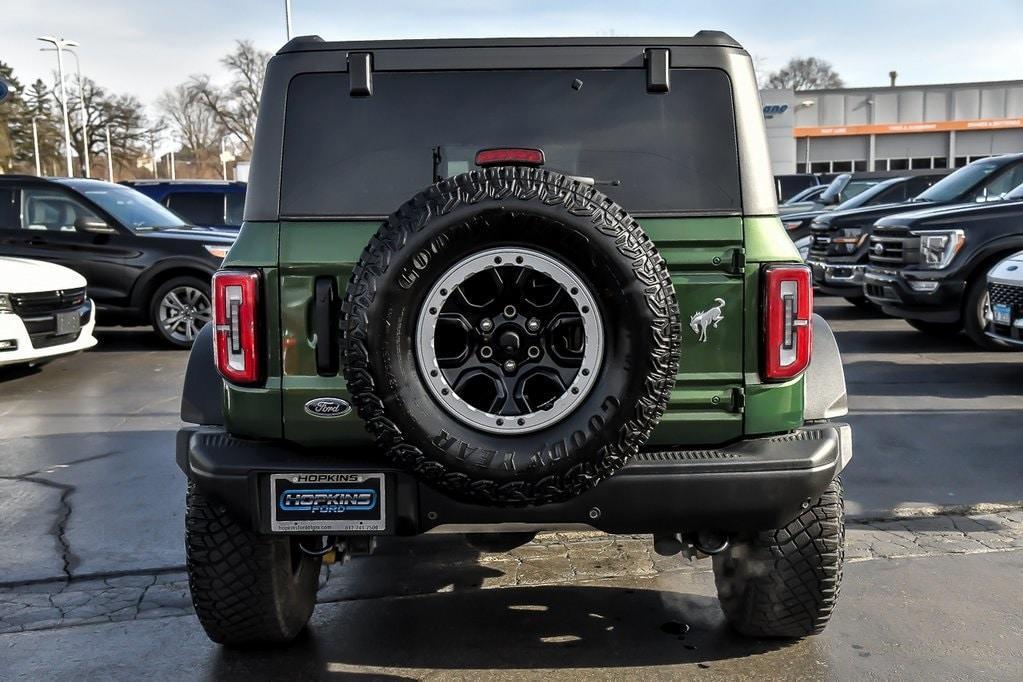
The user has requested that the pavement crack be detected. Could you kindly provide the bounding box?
[7,450,123,480]
[0,474,78,583]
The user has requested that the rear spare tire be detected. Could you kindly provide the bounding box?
[342,167,680,506]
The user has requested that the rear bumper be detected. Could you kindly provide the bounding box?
[863,267,963,322]
[177,422,852,536]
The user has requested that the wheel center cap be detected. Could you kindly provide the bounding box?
[498,329,521,354]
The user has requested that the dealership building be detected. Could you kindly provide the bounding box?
[760,79,1023,175]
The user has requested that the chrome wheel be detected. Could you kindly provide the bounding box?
[158,285,211,344]
[416,247,603,435]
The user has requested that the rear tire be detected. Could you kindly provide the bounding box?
[712,478,845,638]
[185,482,321,645]
[906,319,962,337]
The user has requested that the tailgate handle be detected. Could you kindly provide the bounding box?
[313,277,340,376]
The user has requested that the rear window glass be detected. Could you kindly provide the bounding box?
[167,192,225,226]
[281,69,740,217]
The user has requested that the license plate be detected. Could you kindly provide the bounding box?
[993,304,1012,325]
[270,473,386,532]
[55,311,81,335]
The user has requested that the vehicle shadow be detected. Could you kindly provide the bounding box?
[0,363,44,382]
[844,360,1023,398]
[830,326,984,354]
[92,327,176,352]
[209,582,788,677]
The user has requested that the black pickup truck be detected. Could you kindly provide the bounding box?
[864,181,1023,348]
[785,174,945,259]
[807,154,1023,306]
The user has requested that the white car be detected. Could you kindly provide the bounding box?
[0,257,98,368]
[985,250,1023,347]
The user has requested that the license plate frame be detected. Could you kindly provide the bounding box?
[55,311,81,336]
[269,473,386,533]
[992,303,1012,326]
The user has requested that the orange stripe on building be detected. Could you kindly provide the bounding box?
[794,118,1023,138]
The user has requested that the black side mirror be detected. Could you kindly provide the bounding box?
[76,215,116,234]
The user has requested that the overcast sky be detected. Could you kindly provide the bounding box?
[4,0,1022,110]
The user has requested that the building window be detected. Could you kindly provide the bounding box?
[810,162,830,174]
[933,157,948,169]
[854,160,868,172]
[888,159,909,171]
[911,158,932,170]
[954,156,969,167]
[832,161,853,172]
[796,162,807,173]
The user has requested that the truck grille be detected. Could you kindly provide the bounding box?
[989,282,1023,311]
[807,232,831,259]
[868,234,919,266]
[10,288,87,316]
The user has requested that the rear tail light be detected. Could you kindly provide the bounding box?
[762,264,813,381]
[212,270,262,385]
[474,148,545,167]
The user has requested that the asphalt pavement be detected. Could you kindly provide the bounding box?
[0,297,1021,679]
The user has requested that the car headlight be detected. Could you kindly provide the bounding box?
[204,245,232,259]
[0,293,12,314]
[914,229,965,269]
[831,228,867,254]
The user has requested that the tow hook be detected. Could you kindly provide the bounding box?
[653,531,730,558]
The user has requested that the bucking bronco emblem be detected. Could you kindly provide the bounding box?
[690,298,726,343]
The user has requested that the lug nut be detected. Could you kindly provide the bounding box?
[480,346,493,359]
[527,346,540,359]
[503,360,517,373]
[526,318,541,332]
[479,319,494,333]
[503,305,517,319]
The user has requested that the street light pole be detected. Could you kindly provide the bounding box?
[44,48,90,177]
[32,117,42,176]
[220,137,227,179]
[37,36,77,177]
[285,0,293,40]
[105,126,113,181]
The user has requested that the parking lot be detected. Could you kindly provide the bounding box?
[0,295,1020,678]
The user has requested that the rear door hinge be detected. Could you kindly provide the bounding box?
[726,247,746,275]
[730,387,745,413]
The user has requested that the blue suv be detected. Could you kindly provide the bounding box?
[122,180,246,231]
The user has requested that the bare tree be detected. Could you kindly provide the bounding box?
[52,74,154,177]
[159,83,220,174]
[766,57,844,90]
[189,40,270,156]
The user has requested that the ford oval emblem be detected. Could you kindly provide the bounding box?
[873,243,885,256]
[304,397,352,418]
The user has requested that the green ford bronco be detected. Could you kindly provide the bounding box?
[177,33,852,645]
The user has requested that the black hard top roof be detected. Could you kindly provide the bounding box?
[277,32,742,55]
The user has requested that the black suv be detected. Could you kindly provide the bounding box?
[806,154,1023,305]
[0,176,234,347]
[864,181,1023,348]
[123,180,247,232]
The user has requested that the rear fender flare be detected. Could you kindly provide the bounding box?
[804,314,847,422]
[180,324,224,425]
